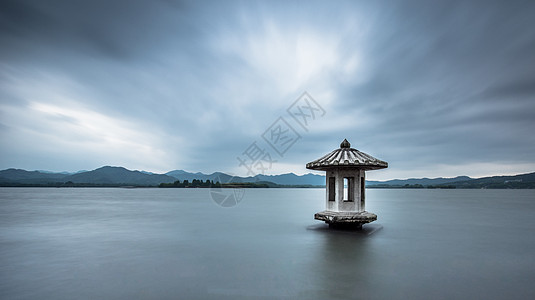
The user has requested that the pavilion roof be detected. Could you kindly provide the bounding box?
[306,139,388,171]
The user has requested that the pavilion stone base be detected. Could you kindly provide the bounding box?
[315,210,377,229]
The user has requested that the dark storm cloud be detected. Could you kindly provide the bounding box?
[0,0,193,60]
[332,0,535,173]
[1,0,534,178]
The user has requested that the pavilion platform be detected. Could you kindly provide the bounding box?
[314,210,377,228]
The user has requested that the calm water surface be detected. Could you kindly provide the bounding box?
[1,188,534,299]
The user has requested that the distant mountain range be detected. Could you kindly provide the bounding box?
[366,176,473,186]
[443,172,535,189]
[0,166,176,186]
[0,166,534,188]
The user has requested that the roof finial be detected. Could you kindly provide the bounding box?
[340,139,351,148]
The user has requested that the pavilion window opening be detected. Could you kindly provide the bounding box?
[344,177,354,202]
[360,176,365,209]
[328,177,336,201]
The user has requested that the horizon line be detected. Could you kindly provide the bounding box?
[2,166,534,181]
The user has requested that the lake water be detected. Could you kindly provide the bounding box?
[1,188,534,299]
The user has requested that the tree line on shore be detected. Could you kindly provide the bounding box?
[159,179,214,188]
[158,179,270,188]
[368,184,457,189]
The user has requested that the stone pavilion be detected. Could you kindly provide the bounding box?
[306,139,388,228]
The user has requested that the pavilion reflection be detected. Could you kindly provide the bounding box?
[302,224,383,298]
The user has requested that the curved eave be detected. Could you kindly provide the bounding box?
[306,163,388,171]
[305,147,388,171]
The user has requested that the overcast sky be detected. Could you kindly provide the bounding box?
[1,0,534,180]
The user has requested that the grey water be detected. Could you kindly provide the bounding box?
[1,188,534,299]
